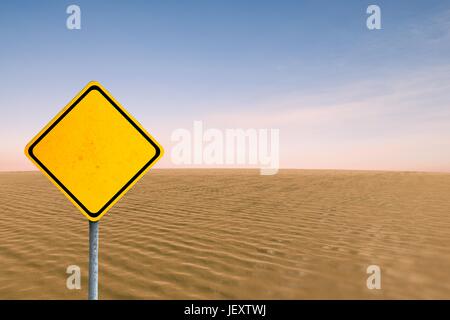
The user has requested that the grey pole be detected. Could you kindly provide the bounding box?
[88,221,99,300]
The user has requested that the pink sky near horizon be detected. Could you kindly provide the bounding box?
[2,65,450,174]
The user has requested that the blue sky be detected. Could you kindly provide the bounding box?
[1,1,450,171]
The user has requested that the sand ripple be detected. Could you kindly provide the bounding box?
[0,170,449,299]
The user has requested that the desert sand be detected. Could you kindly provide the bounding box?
[0,169,449,299]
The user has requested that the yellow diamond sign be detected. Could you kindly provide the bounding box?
[25,81,163,221]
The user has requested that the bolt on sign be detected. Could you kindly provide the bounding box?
[25,81,164,221]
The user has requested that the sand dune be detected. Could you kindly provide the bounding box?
[0,169,449,299]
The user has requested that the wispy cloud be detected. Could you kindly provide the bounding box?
[206,64,450,127]
[200,64,450,171]
[410,9,450,43]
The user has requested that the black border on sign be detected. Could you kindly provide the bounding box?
[27,85,161,219]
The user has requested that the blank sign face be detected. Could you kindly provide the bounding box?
[25,82,163,221]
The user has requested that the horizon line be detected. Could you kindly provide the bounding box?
[2,168,450,174]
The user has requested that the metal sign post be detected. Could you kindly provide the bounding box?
[88,221,99,300]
